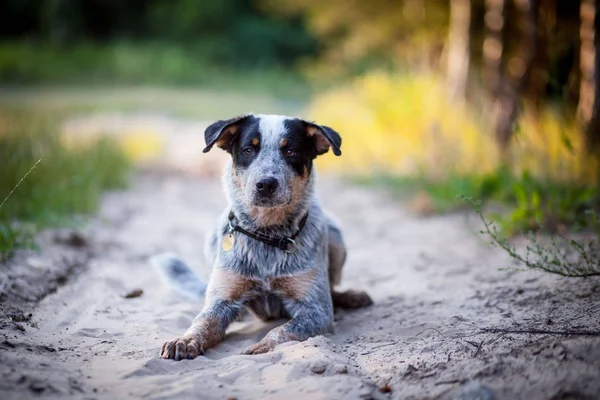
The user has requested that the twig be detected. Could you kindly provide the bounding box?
[474,340,484,357]
[370,341,398,350]
[464,340,484,357]
[0,158,42,211]
[417,327,446,338]
[481,328,600,336]
[359,341,399,355]
[435,379,463,386]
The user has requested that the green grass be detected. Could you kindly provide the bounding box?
[0,86,306,120]
[360,167,599,235]
[0,110,131,261]
[0,41,311,99]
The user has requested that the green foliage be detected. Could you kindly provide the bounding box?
[0,41,310,97]
[0,110,131,260]
[148,0,317,67]
[365,167,598,235]
[491,171,597,234]
[0,224,36,263]
[462,196,600,278]
[1,0,317,70]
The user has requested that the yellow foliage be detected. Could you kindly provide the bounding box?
[311,72,598,184]
[118,129,164,163]
[509,112,598,183]
[61,128,164,164]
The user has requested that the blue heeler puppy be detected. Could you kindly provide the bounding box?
[153,114,373,360]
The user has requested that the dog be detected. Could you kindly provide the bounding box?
[153,114,373,360]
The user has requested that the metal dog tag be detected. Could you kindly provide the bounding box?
[222,233,235,252]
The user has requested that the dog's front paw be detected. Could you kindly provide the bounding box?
[241,338,277,355]
[161,335,204,360]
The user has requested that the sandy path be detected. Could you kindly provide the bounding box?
[1,116,600,400]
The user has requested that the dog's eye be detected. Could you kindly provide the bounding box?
[284,149,296,157]
[243,147,254,156]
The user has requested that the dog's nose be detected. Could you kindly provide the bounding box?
[256,178,278,196]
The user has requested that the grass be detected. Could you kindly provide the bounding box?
[0,41,311,100]
[363,169,599,235]
[0,86,305,120]
[0,109,131,261]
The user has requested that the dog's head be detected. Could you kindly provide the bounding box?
[203,114,341,208]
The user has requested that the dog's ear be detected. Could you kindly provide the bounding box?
[203,115,251,153]
[304,122,342,156]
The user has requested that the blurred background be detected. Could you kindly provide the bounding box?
[1,0,599,259]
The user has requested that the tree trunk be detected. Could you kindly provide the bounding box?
[579,0,600,148]
[483,0,505,97]
[526,0,555,113]
[446,0,471,102]
[490,0,536,151]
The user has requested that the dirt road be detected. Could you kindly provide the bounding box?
[1,118,599,400]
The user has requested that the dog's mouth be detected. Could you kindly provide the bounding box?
[249,197,290,208]
[248,189,292,208]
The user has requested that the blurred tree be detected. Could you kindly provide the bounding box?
[0,0,318,68]
[148,0,318,67]
[578,0,600,148]
[446,0,471,102]
[265,0,448,79]
[1,0,598,156]
[525,0,554,112]
[483,0,504,98]
[493,0,536,150]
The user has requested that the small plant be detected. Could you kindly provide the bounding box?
[462,196,600,277]
[0,110,131,261]
[0,224,37,262]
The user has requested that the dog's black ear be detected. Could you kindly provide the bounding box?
[304,122,342,156]
[203,115,251,153]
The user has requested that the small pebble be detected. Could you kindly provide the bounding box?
[333,364,348,374]
[310,361,327,374]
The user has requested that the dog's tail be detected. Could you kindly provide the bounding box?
[150,253,208,300]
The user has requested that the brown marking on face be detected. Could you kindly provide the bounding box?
[209,268,260,301]
[280,138,288,147]
[270,268,318,301]
[252,137,260,146]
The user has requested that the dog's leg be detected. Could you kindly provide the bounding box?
[241,303,333,354]
[241,270,333,355]
[161,268,257,360]
[327,218,373,309]
[160,301,239,360]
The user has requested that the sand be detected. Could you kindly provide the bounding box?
[1,115,599,400]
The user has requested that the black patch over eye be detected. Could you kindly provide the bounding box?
[231,121,261,169]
